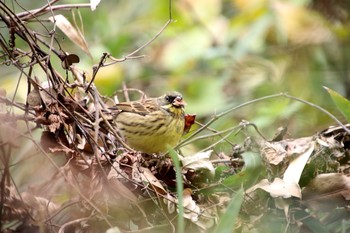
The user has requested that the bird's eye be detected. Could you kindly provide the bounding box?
[165,95,176,103]
[165,92,183,105]
[165,95,170,102]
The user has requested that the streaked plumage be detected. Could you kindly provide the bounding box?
[112,92,185,154]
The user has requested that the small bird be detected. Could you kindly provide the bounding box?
[112,92,186,154]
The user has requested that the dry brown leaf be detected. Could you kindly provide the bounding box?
[261,137,313,166]
[286,137,313,155]
[139,167,167,195]
[302,173,350,211]
[49,14,91,56]
[184,113,196,134]
[61,54,80,70]
[164,188,201,222]
[303,173,350,200]
[41,131,74,154]
[261,141,288,165]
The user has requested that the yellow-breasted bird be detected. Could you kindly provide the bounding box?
[111,92,186,154]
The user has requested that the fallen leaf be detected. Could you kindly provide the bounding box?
[302,173,350,211]
[283,141,314,184]
[247,178,301,198]
[139,167,167,195]
[181,150,215,177]
[182,188,201,222]
[261,141,288,165]
[303,173,350,200]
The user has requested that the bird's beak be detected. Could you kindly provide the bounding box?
[173,96,186,108]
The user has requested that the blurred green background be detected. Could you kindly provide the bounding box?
[83,0,350,140]
[1,1,350,231]
[2,0,350,145]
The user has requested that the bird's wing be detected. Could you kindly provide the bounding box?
[113,98,160,116]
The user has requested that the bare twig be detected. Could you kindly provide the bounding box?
[17,3,91,20]
[58,216,92,233]
[90,16,173,83]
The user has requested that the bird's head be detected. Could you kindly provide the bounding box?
[164,92,186,108]
[159,92,186,116]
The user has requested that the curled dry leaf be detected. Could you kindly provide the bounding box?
[163,189,201,223]
[320,124,350,136]
[47,114,62,133]
[182,188,201,222]
[184,113,196,134]
[271,126,288,141]
[317,124,350,159]
[164,193,176,214]
[61,53,80,70]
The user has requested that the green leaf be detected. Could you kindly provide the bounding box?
[222,152,263,188]
[214,165,230,181]
[168,148,184,233]
[324,86,350,123]
[213,188,244,233]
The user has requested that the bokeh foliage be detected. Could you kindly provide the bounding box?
[2,0,350,232]
[76,0,350,138]
[2,0,350,137]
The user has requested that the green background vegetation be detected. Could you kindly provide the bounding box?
[2,0,350,232]
[3,0,350,140]
[79,0,349,139]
